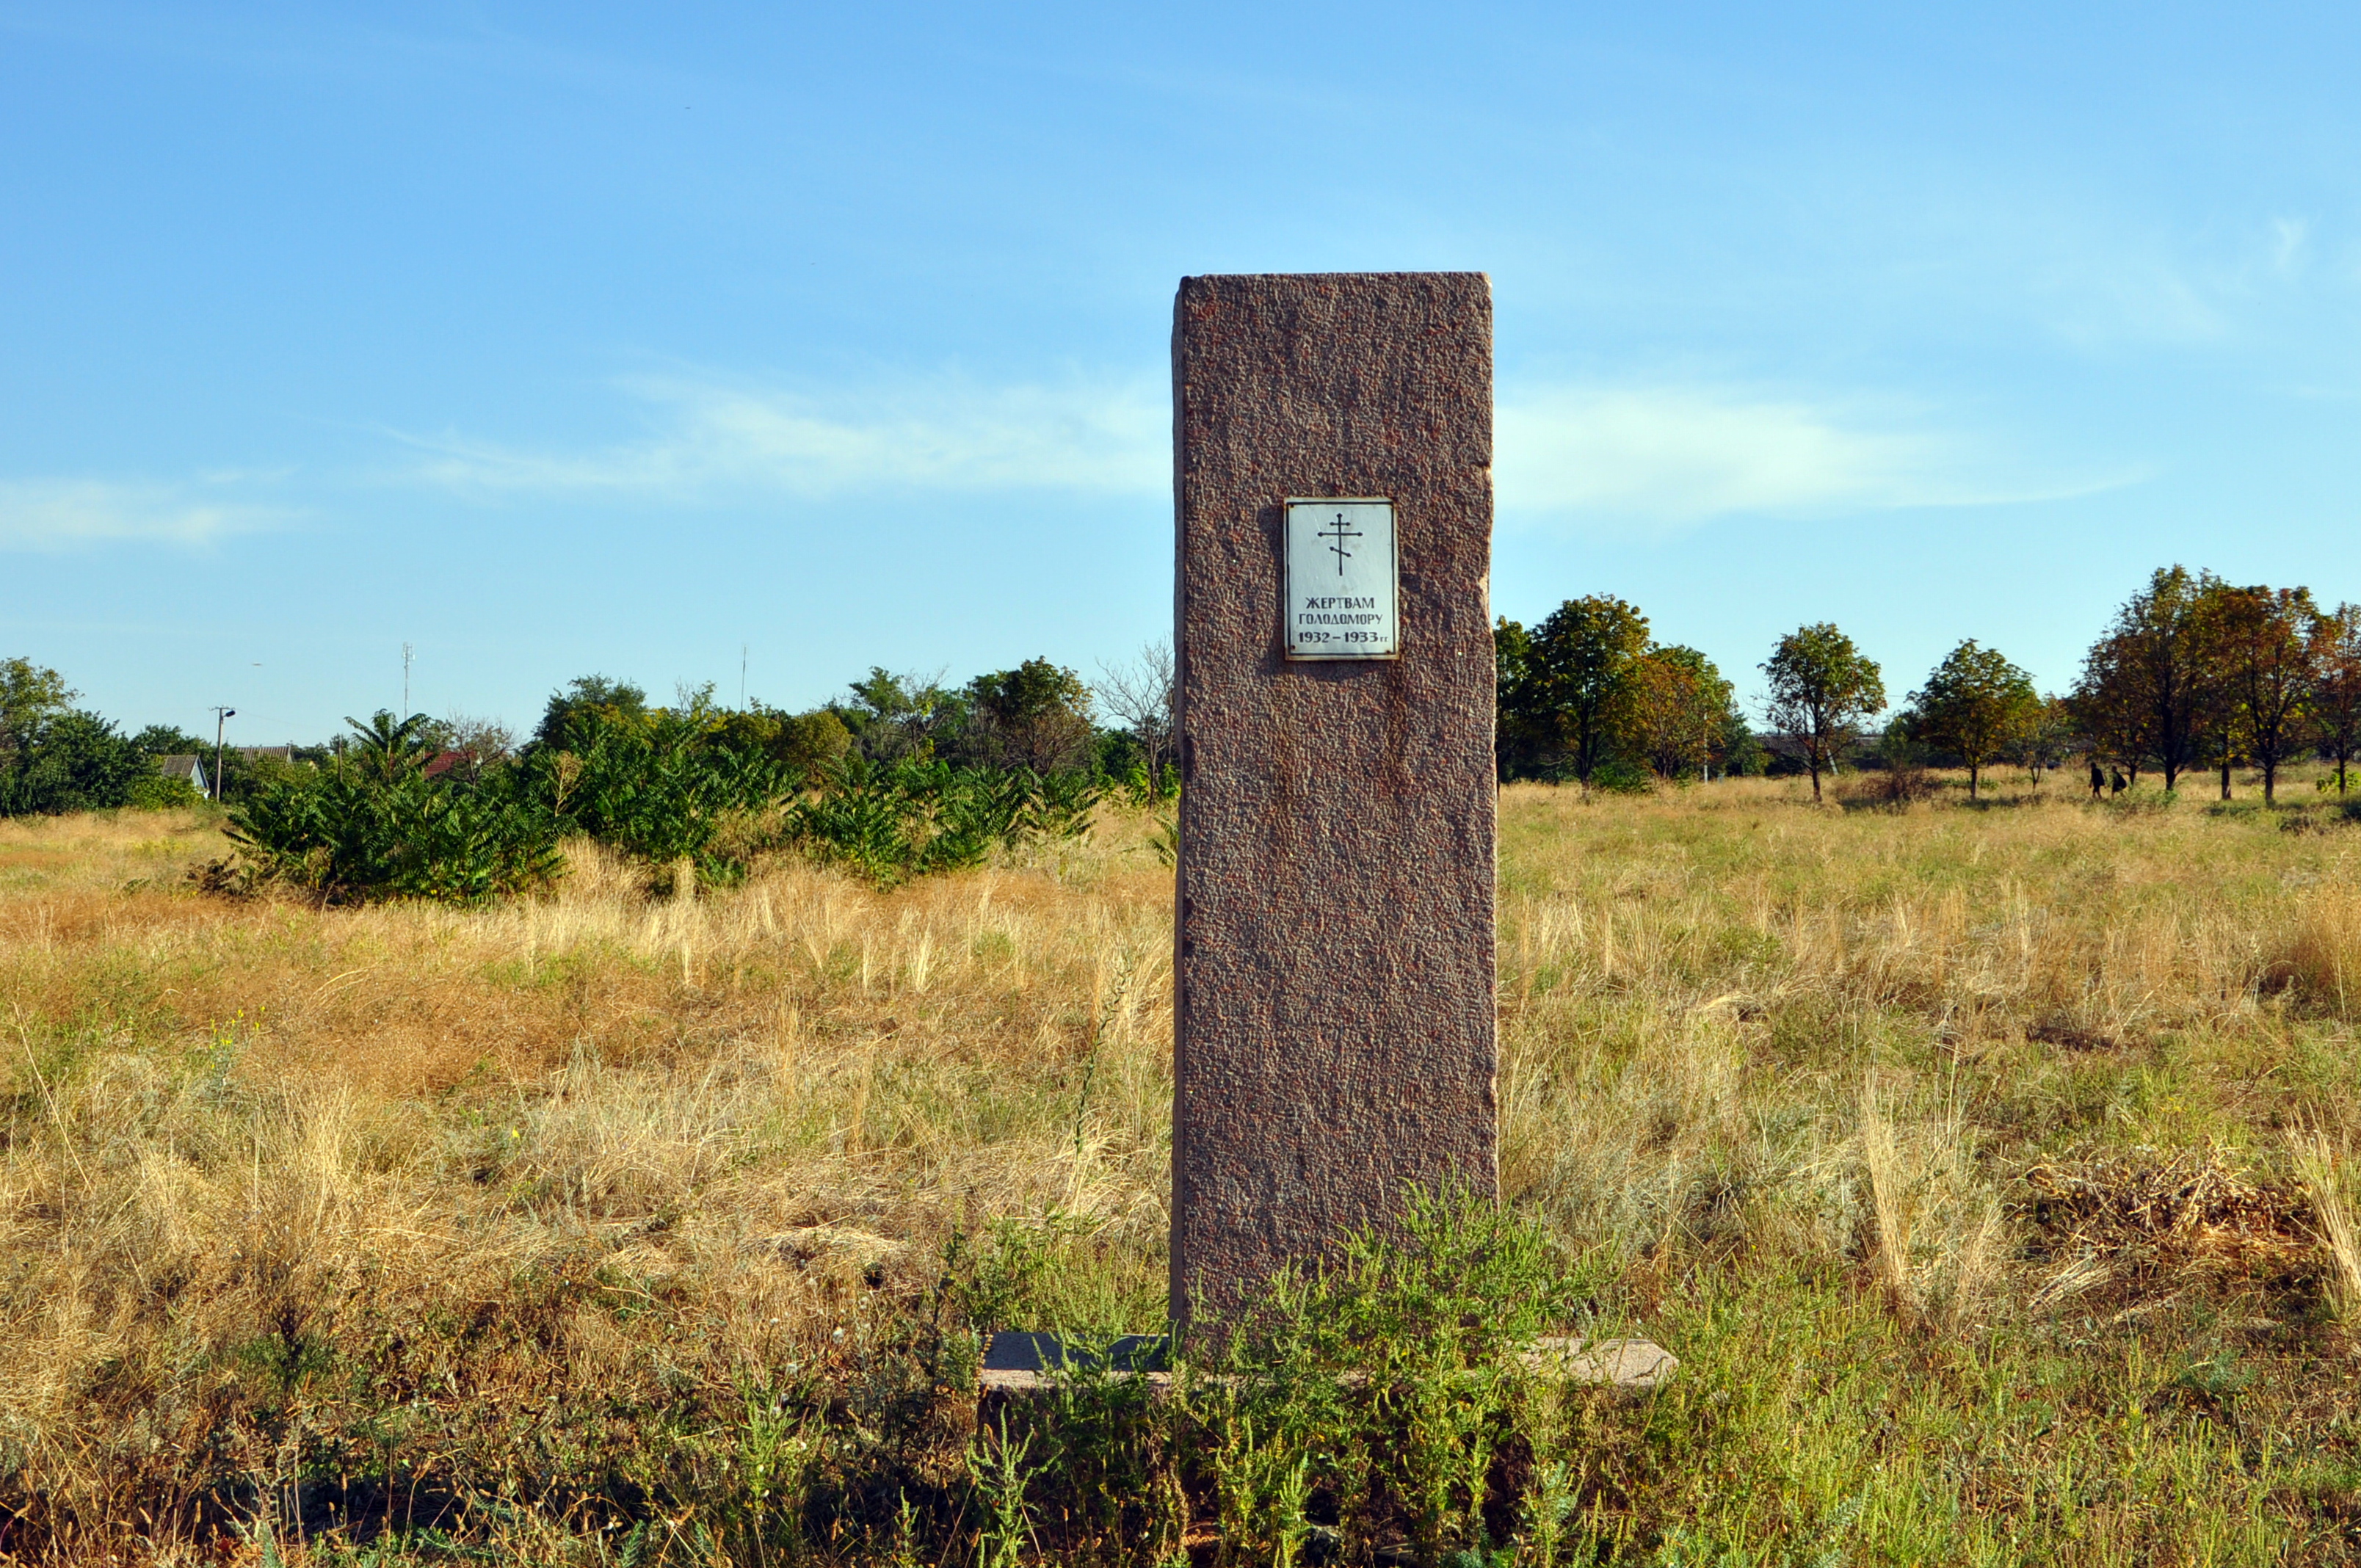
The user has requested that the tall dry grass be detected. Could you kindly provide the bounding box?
[2,776,2359,1561]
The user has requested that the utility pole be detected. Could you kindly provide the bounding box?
[740,643,749,708]
[402,642,414,716]
[211,707,236,802]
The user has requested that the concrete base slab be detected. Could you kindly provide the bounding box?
[979,1331,1675,1398]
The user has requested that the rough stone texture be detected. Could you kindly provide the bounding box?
[1172,272,1496,1324]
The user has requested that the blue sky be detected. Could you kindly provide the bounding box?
[5,2,2359,743]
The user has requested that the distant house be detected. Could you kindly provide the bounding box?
[156,755,209,796]
[234,745,298,765]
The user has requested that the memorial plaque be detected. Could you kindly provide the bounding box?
[1284,498,1399,659]
[1172,272,1496,1325]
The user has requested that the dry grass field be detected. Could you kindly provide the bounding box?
[4,774,2360,1564]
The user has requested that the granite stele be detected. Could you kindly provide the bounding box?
[1169,272,1500,1322]
[982,274,1672,1395]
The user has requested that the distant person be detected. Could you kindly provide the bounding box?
[2089,760,2105,798]
[2111,769,2128,795]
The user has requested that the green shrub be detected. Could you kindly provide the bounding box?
[518,699,794,882]
[223,714,562,904]
[215,701,1104,905]
[788,758,1101,885]
[945,1188,1602,1567]
[0,709,146,815]
[126,772,204,810]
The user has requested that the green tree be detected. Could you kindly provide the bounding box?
[2310,602,2361,795]
[1493,617,1545,780]
[0,709,145,815]
[2199,583,2319,804]
[230,714,562,905]
[347,711,438,785]
[2013,695,2077,788]
[1623,645,1741,781]
[1906,640,2039,800]
[534,674,649,749]
[962,658,1096,774]
[1522,595,1652,785]
[2073,566,2213,791]
[708,705,854,785]
[127,724,211,758]
[1762,623,1885,804]
[835,668,968,763]
[0,657,74,769]
[0,658,148,816]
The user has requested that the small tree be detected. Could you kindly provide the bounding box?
[0,657,74,769]
[707,705,852,786]
[534,674,649,750]
[2014,696,2075,788]
[347,711,437,785]
[2074,566,2213,791]
[1623,645,1741,781]
[1524,595,1651,786]
[1095,640,1178,791]
[2202,583,2319,804]
[1493,617,1534,780]
[1762,624,1885,803]
[1907,640,2039,800]
[963,658,1096,774]
[2311,602,2361,795]
[423,713,519,785]
[834,668,967,763]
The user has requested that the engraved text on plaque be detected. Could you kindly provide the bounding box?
[1283,498,1399,659]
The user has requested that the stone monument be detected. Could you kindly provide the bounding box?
[1170,272,1498,1322]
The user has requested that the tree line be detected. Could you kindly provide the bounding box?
[0,651,1180,901]
[1494,599,1760,788]
[6,557,2355,895]
[2072,567,2360,802]
[1497,565,2361,805]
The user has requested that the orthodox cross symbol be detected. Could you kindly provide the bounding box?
[1320,510,1362,575]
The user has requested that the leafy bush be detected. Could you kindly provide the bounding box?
[215,692,1106,904]
[1169,1190,1597,1565]
[223,714,562,904]
[0,709,146,815]
[788,758,1102,885]
[945,1189,1603,1567]
[126,772,204,810]
[520,703,791,878]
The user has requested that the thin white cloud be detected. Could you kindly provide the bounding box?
[394,370,2124,531]
[2272,217,2310,275]
[396,374,1169,500]
[0,478,286,552]
[2019,211,2355,348]
[1496,385,2126,529]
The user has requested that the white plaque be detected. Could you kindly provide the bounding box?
[1284,498,1399,659]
